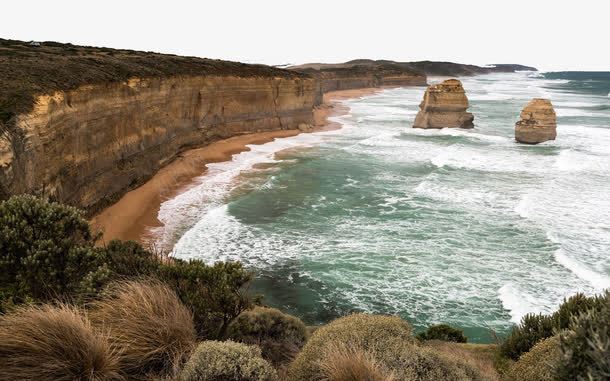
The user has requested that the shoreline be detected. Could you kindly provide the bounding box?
[91,88,382,246]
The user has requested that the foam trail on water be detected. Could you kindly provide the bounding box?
[554,249,610,290]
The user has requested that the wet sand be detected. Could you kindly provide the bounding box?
[91,88,381,245]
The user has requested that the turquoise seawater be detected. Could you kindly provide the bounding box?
[152,72,610,342]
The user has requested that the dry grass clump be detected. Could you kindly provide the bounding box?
[288,313,485,381]
[318,342,396,381]
[227,306,308,366]
[504,335,562,381]
[0,303,121,381]
[179,340,278,381]
[425,341,500,380]
[89,280,196,380]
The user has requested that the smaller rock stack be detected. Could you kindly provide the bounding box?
[413,79,474,129]
[515,98,557,144]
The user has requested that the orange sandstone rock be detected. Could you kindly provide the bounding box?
[413,79,474,129]
[515,98,557,144]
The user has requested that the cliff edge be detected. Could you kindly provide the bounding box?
[0,39,317,212]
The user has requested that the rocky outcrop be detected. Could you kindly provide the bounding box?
[515,98,557,144]
[413,79,474,129]
[0,75,316,211]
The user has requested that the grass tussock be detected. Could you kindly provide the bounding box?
[318,342,396,381]
[425,341,500,381]
[0,303,121,381]
[89,280,196,379]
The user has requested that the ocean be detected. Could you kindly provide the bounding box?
[150,71,610,342]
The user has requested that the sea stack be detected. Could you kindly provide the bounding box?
[413,79,474,129]
[515,98,557,144]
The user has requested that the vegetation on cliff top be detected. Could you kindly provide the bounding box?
[289,59,536,77]
[0,38,308,124]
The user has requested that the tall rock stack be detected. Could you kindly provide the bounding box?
[515,98,557,144]
[413,79,474,129]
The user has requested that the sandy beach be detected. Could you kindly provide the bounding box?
[91,88,381,246]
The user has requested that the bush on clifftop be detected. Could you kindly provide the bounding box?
[499,292,608,361]
[417,324,468,343]
[0,195,109,308]
[158,259,254,340]
[504,335,562,381]
[102,239,163,278]
[289,313,484,381]
[557,291,610,381]
[227,306,308,366]
[179,340,278,381]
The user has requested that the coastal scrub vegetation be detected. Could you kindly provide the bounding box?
[0,195,607,380]
[227,306,309,366]
[499,292,608,360]
[288,313,485,381]
[0,194,109,309]
[179,341,278,381]
[503,335,562,381]
[417,323,468,343]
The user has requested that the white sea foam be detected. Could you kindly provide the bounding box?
[554,249,610,290]
[156,72,610,337]
[498,284,545,323]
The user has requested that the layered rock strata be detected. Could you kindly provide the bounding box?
[0,75,316,211]
[413,79,474,129]
[291,63,427,102]
[515,98,557,144]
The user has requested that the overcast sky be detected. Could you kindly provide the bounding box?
[2,1,607,72]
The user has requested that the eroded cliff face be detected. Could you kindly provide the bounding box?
[290,64,427,100]
[0,75,316,211]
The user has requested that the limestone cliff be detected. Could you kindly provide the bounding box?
[515,98,557,144]
[0,40,317,211]
[290,63,427,98]
[413,79,474,129]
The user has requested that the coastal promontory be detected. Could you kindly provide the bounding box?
[413,79,474,129]
[515,98,557,144]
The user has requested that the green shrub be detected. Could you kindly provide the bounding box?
[504,335,562,381]
[0,195,109,306]
[500,292,608,360]
[158,259,253,340]
[557,291,609,381]
[102,239,161,278]
[89,280,196,380]
[552,292,604,330]
[0,303,120,381]
[417,324,468,343]
[179,340,277,381]
[317,342,396,381]
[500,313,555,360]
[227,306,308,366]
[288,313,484,381]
